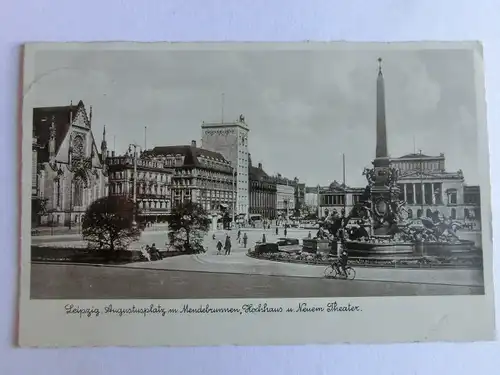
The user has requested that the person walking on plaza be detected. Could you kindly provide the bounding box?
[224,235,232,255]
[243,232,248,248]
[284,227,288,238]
[308,231,312,239]
[275,226,279,236]
[216,239,223,255]
[262,233,266,243]
[237,229,241,240]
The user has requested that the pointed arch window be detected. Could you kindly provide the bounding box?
[55,178,61,207]
[74,179,84,207]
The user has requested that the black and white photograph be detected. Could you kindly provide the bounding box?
[19,42,495,347]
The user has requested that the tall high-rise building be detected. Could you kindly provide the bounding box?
[201,115,250,218]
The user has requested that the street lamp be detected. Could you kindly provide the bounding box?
[128,143,142,228]
[232,163,236,228]
[284,198,289,222]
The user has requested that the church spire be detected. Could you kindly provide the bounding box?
[101,125,108,160]
[375,57,388,160]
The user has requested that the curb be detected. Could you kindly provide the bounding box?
[31,261,484,288]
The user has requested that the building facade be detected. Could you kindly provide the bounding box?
[318,181,365,219]
[294,182,306,215]
[106,150,173,223]
[391,153,481,228]
[272,175,296,218]
[304,186,320,211]
[33,100,108,227]
[248,162,277,219]
[146,142,235,215]
[201,116,249,218]
[31,135,44,226]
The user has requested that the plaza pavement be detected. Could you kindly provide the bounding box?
[31,263,483,299]
[32,228,484,287]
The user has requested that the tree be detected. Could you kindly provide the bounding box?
[166,201,210,252]
[82,196,142,251]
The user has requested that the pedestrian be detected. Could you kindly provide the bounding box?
[212,233,216,240]
[276,226,279,235]
[151,243,162,260]
[237,229,241,241]
[262,233,266,243]
[284,227,288,238]
[216,240,223,255]
[243,232,248,248]
[308,231,311,239]
[224,236,232,255]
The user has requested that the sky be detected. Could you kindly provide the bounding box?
[28,46,479,187]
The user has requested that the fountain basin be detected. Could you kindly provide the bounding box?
[421,240,476,255]
[302,238,334,254]
[345,240,414,259]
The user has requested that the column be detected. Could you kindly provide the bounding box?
[431,183,436,204]
[421,184,425,205]
[404,183,408,202]
[413,183,416,204]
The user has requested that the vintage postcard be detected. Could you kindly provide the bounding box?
[19,42,495,347]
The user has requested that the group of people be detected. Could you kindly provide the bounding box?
[214,230,249,255]
[140,243,162,261]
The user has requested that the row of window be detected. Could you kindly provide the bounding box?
[138,200,170,209]
[407,207,479,220]
[200,190,234,198]
[394,161,443,171]
[110,171,170,182]
[109,183,169,196]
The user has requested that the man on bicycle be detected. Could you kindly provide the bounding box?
[334,249,349,278]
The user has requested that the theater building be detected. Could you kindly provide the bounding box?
[391,153,481,229]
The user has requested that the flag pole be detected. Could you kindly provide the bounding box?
[221,93,225,123]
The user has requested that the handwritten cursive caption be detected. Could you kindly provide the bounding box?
[64,302,362,318]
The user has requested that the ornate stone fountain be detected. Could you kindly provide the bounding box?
[340,58,476,260]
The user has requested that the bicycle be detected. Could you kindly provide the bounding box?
[324,263,356,280]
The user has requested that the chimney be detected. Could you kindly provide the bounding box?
[111,151,115,157]
[107,151,110,157]
[258,162,262,169]
[191,140,197,147]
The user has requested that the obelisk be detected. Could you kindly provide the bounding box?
[375,58,388,162]
[371,58,398,235]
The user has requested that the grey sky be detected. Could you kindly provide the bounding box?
[30,47,478,187]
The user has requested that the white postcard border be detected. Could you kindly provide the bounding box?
[18,41,496,347]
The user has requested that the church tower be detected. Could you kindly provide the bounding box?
[48,115,56,164]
